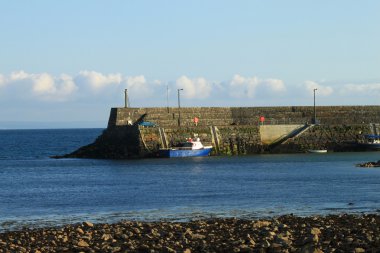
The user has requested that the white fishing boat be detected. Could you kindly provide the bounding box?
[356,135,380,151]
[307,149,328,153]
[158,138,212,158]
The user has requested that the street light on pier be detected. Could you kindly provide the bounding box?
[166,84,169,113]
[177,88,183,126]
[313,88,317,124]
[124,89,129,108]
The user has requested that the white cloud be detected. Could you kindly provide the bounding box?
[229,75,258,98]
[340,83,380,95]
[0,74,5,87]
[76,70,122,91]
[229,74,285,98]
[32,73,56,94]
[31,73,78,101]
[125,75,155,98]
[304,80,333,96]
[1,71,78,101]
[176,76,212,99]
[3,70,377,107]
[59,74,78,96]
[0,72,287,104]
[126,75,146,87]
[10,70,30,81]
[153,80,162,85]
[264,78,286,92]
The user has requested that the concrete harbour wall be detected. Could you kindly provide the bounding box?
[68,106,380,158]
[108,106,380,128]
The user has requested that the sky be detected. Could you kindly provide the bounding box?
[0,0,379,128]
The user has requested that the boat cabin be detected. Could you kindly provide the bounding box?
[177,138,205,150]
[364,134,380,144]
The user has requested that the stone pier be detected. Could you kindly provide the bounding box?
[66,106,380,158]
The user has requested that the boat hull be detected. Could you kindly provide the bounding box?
[307,149,328,153]
[158,147,212,158]
[355,143,380,151]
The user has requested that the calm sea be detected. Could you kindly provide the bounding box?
[1,129,380,231]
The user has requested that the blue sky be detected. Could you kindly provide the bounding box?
[0,1,379,128]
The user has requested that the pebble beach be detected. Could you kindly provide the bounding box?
[1,214,380,253]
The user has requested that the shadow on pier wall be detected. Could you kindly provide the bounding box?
[65,125,141,159]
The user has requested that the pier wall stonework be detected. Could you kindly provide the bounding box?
[139,125,262,156]
[68,106,380,158]
[108,106,380,128]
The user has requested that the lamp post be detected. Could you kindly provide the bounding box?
[177,88,183,126]
[124,89,128,108]
[166,84,169,113]
[313,88,317,124]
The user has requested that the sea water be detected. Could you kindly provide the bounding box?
[1,129,380,231]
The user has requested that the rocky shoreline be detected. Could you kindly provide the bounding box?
[1,214,380,252]
[356,160,380,168]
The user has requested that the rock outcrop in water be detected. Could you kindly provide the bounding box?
[1,214,380,252]
[356,160,380,168]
